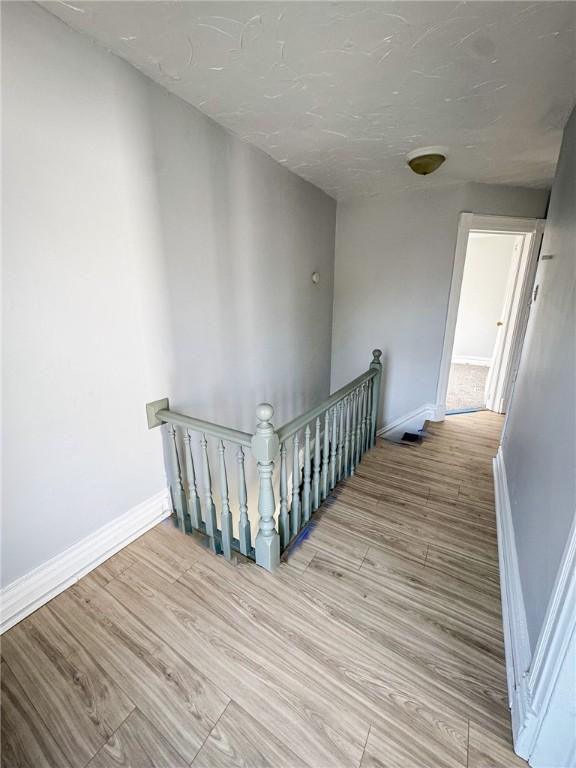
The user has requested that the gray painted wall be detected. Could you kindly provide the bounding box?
[332,184,461,424]
[502,108,576,651]
[1,3,335,587]
[331,182,548,427]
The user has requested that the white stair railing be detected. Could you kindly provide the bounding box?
[146,349,382,571]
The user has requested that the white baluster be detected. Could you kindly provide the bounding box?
[344,396,351,478]
[355,388,362,469]
[302,424,312,522]
[370,349,383,447]
[359,383,367,462]
[218,441,233,560]
[251,403,280,571]
[350,390,358,475]
[337,400,345,481]
[329,407,338,490]
[312,417,321,510]
[169,425,191,533]
[200,433,219,553]
[364,381,372,454]
[183,431,202,530]
[291,433,301,536]
[355,386,363,467]
[279,443,290,549]
[237,446,251,556]
[321,411,330,500]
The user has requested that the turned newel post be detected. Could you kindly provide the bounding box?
[370,349,383,447]
[251,403,280,571]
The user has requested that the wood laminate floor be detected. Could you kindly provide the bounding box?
[1,411,526,768]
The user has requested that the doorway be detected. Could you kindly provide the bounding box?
[437,214,545,419]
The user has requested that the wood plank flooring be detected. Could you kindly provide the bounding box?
[1,411,526,767]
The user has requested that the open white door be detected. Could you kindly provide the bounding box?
[485,231,542,413]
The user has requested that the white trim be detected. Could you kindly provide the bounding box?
[493,449,576,764]
[452,355,492,367]
[519,514,576,761]
[377,402,441,439]
[493,449,532,744]
[485,225,544,415]
[426,402,445,421]
[0,488,172,633]
[485,234,526,413]
[436,214,545,421]
[528,514,576,706]
[436,212,474,416]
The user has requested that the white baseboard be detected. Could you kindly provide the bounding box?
[427,402,446,421]
[520,512,576,766]
[452,355,492,366]
[493,449,576,765]
[377,402,442,440]
[493,449,532,746]
[0,488,172,634]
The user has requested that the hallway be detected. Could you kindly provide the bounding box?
[1,411,524,768]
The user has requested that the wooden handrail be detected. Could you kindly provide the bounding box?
[145,348,383,572]
[149,404,252,447]
[277,368,377,443]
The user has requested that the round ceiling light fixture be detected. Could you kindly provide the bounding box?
[406,146,448,176]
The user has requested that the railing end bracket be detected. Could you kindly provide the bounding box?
[146,398,169,429]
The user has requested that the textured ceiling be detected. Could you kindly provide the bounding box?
[42,1,576,199]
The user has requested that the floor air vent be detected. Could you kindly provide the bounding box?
[401,432,423,444]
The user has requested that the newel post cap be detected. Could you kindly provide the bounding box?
[371,349,383,368]
[255,402,274,424]
[252,403,279,462]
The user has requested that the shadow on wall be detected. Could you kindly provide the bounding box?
[2,2,338,589]
[144,86,336,434]
[139,87,338,532]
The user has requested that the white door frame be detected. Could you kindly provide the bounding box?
[435,213,545,420]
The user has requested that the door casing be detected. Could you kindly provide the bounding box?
[435,213,545,422]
